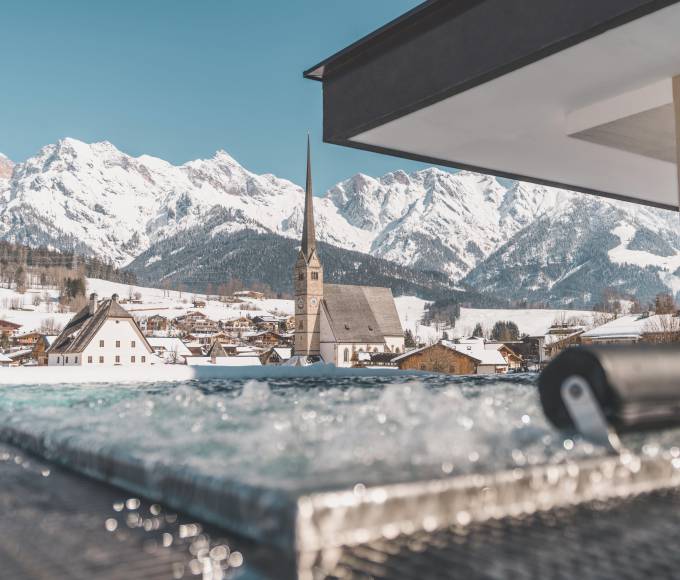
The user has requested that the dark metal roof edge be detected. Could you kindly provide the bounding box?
[303,0,445,80]
[304,1,679,82]
[306,1,680,143]
[328,137,678,212]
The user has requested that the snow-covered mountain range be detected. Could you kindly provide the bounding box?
[2,138,679,306]
[0,153,13,180]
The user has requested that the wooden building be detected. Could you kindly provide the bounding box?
[260,347,292,366]
[0,319,22,337]
[143,315,169,334]
[393,343,478,375]
[14,331,42,348]
[32,335,58,366]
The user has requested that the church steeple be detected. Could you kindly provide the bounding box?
[294,135,323,358]
[301,134,316,260]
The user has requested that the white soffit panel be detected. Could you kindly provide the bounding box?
[352,4,680,208]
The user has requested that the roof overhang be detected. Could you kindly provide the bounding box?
[305,0,680,210]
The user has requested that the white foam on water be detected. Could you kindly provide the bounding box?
[0,374,615,492]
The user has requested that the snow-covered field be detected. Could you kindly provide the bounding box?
[609,223,680,296]
[454,307,597,338]
[393,297,597,342]
[0,278,294,333]
[2,278,597,342]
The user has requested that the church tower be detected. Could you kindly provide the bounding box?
[294,136,323,358]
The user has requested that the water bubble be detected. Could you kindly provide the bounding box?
[228,551,243,567]
[126,498,140,510]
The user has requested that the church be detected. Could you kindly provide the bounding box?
[293,139,405,367]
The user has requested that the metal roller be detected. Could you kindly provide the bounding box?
[538,344,680,449]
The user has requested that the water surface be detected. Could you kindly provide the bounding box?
[0,373,615,491]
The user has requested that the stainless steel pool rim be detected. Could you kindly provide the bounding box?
[2,424,679,559]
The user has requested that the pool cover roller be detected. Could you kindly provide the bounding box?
[539,344,680,434]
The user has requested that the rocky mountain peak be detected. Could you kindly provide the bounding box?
[0,153,13,179]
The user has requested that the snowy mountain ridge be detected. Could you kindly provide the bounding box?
[2,138,680,306]
[0,152,13,180]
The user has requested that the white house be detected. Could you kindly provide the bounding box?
[48,293,155,366]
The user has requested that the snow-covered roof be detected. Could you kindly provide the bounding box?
[393,341,507,367]
[273,347,292,360]
[147,337,192,356]
[186,356,262,367]
[581,314,674,339]
[8,348,33,359]
[445,341,507,366]
[0,353,12,363]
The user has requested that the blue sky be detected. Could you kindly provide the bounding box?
[0,0,451,194]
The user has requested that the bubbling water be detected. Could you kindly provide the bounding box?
[0,374,661,491]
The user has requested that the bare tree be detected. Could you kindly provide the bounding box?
[643,315,680,343]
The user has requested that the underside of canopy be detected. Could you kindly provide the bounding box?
[306,0,680,210]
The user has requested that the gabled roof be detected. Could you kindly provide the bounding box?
[581,313,677,339]
[48,298,149,354]
[147,337,192,356]
[444,341,507,366]
[392,342,481,364]
[0,319,22,329]
[207,340,227,358]
[322,284,403,343]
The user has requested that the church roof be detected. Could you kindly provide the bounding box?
[323,284,403,343]
[301,135,316,261]
[49,297,146,355]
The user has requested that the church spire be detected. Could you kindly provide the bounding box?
[301,134,316,260]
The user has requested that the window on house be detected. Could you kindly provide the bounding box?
[298,273,304,280]
[131,356,136,363]
[75,357,78,364]
[99,340,104,347]
[57,357,60,364]
[343,348,349,363]
[65,356,69,363]
[131,341,136,348]
[99,356,104,363]
[115,355,120,364]
[141,356,146,363]
[311,271,319,280]
[299,320,304,330]
[420,364,426,370]
[88,356,92,363]
[116,340,121,348]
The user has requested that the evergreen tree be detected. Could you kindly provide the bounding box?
[491,320,520,341]
[472,322,484,338]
